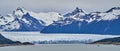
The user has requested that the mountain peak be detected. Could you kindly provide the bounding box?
[73,7,84,13]
[12,7,28,19]
[64,7,85,17]
[16,7,26,13]
[17,7,25,10]
[106,7,120,13]
[111,7,120,10]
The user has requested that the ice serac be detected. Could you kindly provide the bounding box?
[41,7,120,35]
[0,7,62,31]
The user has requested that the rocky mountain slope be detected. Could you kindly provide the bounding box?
[91,37,120,45]
[0,7,120,35]
[0,7,62,31]
[41,7,120,35]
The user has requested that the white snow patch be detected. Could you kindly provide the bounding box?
[22,18,31,25]
[2,21,20,30]
[100,13,118,20]
[29,12,63,26]
[111,9,120,15]
[0,14,15,25]
[13,8,28,19]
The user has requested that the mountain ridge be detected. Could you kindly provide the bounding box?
[0,7,62,31]
[0,7,120,34]
[41,7,120,35]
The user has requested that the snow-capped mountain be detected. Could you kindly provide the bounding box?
[0,7,62,31]
[0,7,120,33]
[63,7,120,22]
[41,7,120,35]
[64,7,86,17]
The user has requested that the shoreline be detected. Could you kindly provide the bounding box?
[0,43,120,47]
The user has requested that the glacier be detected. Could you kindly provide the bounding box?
[0,32,120,44]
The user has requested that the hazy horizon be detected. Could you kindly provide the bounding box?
[0,0,120,15]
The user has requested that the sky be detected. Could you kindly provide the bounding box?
[0,0,120,15]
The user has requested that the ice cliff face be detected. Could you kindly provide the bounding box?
[1,32,119,44]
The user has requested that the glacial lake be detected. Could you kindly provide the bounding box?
[0,44,120,51]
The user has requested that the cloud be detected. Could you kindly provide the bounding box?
[0,0,119,15]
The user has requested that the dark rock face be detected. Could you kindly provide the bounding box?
[0,34,16,44]
[0,33,33,47]
[22,42,34,45]
[0,33,21,47]
[91,37,120,45]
